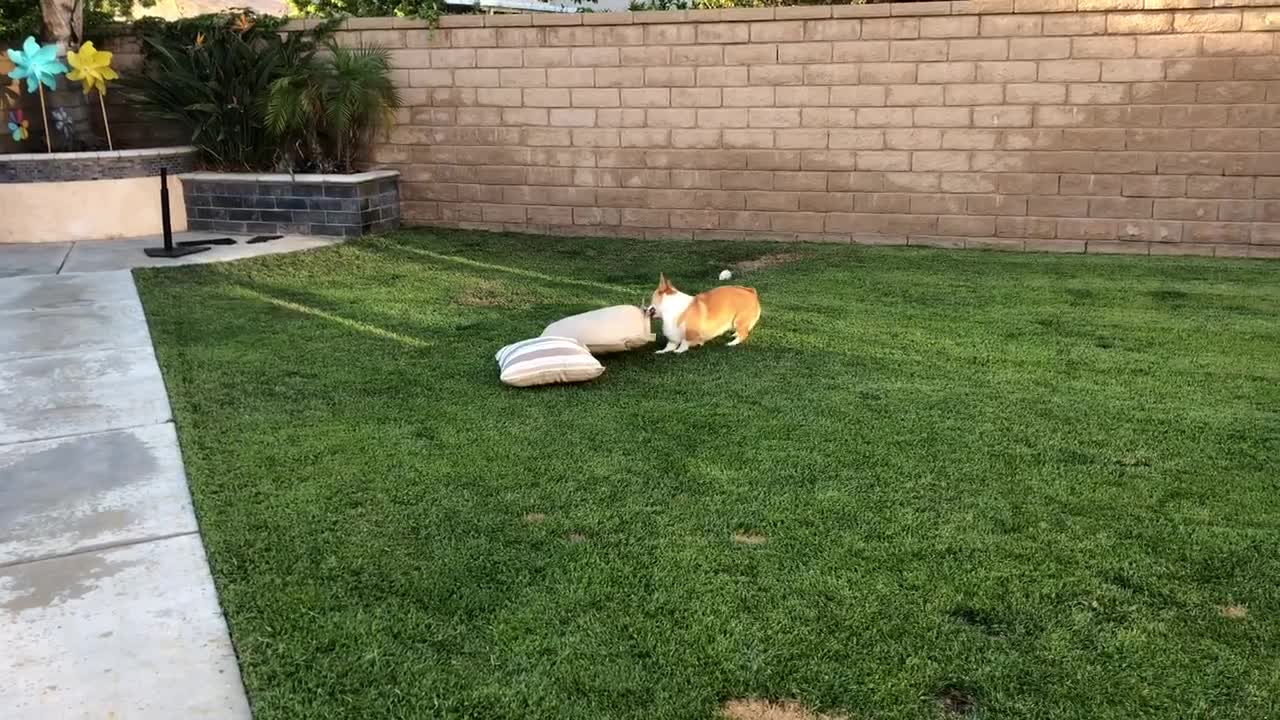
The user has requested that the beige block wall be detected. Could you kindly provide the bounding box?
[349,1,1280,257]
[102,2,1280,257]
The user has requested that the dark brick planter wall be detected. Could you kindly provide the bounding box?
[0,147,196,184]
[181,171,401,237]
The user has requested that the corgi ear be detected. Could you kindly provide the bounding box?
[658,273,671,292]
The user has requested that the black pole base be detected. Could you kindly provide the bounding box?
[177,237,237,247]
[144,245,212,258]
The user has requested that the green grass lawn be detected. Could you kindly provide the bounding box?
[135,230,1280,720]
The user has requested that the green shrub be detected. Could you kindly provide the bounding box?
[265,43,402,172]
[287,0,595,21]
[0,3,42,45]
[1,0,158,44]
[87,0,159,36]
[121,11,339,171]
[289,0,447,25]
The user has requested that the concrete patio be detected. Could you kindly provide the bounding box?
[0,232,339,278]
[0,233,339,718]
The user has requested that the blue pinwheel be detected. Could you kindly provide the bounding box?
[7,36,66,152]
[7,36,67,94]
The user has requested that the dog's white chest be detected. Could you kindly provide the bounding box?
[659,293,694,340]
[661,315,682,341]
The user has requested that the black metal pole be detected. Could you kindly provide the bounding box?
[145,165,211,258]
[160,167,173,252]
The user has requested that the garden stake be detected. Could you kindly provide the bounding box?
[36,83,51,152]
[98,92,112,150]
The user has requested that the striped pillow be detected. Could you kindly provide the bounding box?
[495,336,605,387]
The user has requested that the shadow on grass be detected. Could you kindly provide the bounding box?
[231,286,434,349]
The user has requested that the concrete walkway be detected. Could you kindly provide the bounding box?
[0,233,338,718]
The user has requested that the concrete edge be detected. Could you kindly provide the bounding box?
[179,170,401,185]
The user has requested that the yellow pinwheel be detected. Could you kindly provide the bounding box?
[67,41,117,96]
[66,41,119,150]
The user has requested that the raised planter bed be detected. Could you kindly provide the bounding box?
[0,146,197,243]
[180,170,401,238]
[0,146,197,183]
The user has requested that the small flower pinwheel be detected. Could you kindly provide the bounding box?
[8,110,29,142]
[6,37,67,152]
[67,41,119,149]
[51,107,74,144]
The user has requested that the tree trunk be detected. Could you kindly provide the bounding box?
[38,0,92,150]
[40,0,83,54]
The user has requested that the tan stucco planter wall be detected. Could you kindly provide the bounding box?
[1,147,195,244]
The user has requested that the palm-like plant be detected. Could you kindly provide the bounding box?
[266,43,401,173]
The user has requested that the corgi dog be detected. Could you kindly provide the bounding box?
[644,274,761,354]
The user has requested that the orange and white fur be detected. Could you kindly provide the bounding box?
[645,274,761,354]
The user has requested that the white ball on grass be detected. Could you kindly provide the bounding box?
[719,269,733,281]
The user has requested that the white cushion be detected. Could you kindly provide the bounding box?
[541,305,655,355]
[495,336,605,387]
